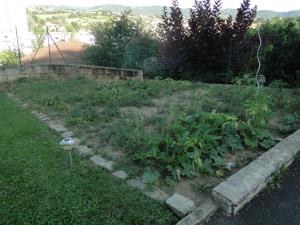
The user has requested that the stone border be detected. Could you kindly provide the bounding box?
[7,93,300,224]
[212,128,300,215]
[176,198,218,225]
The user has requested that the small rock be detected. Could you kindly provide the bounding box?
[166,193,196,218]
[225,161,237,170]
[112,170,128,179]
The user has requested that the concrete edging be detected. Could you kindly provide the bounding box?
[212,129,300,215]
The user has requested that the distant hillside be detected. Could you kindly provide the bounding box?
[257,10,300,19]
[88,5,186,16]
[36,4,300,19]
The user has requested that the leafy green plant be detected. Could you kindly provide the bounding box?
[40,96,70,113]
[0,49,19,65]
[245,93,272,128]
[267,166,287,191]
[41,96,63,107]
[119,112,274,181]
[232,73,257,86]
[269,80,289,89]
[191,182,210,193]
[142,168,161,185]
[282,113,300,133]
[239,122,274,149]
[66,105,98,125]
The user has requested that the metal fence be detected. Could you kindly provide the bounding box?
[0,26,78,67]
[0,26,157,71]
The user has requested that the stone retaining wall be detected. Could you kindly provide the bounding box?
[0,64,143,82]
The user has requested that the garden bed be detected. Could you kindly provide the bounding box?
[2,76,300,211]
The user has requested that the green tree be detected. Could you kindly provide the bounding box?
[159,0,257,81]
[0,50,19,66]
[261,20,300,85]
[158,0,186,78]
[82,11,159,70]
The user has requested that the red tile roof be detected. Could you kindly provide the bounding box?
[22,39,89,65]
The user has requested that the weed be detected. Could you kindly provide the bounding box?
[113,112,274,181]
[245,93,272,128]
[269,80,289,89]
[66,105,98,125]
[267,166,287,191]
[191,179,211,193]
[142,168,161,185]
[232,73,257,86]
[282,113,300,133]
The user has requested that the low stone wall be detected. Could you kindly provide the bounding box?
[0,64,143,82]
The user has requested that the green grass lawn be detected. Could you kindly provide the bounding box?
[0,93,176,225]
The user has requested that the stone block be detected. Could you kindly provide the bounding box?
[176,198,218,225]
[90,155,114,171]
[166,193,196,218]
[112,170,128,179]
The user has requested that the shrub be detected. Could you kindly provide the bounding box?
[0,49,19,65]
[82,10,159,70]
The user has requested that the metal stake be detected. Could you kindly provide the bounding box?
[15,26,22,67]
[69,151,73,168]
[46,27,52,66]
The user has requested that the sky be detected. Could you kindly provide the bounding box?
[24,0,300,12]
